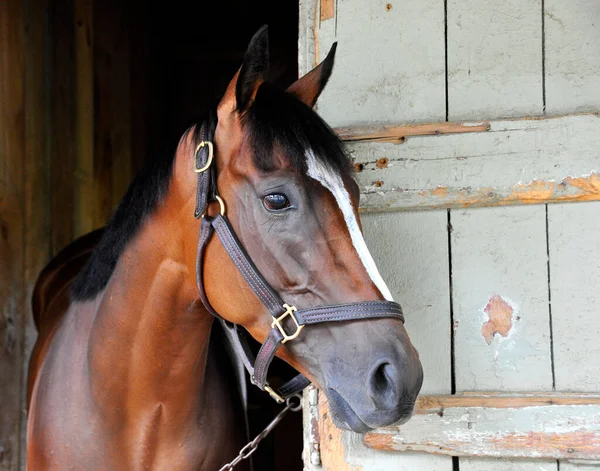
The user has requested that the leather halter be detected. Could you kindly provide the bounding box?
[193,115,405,403]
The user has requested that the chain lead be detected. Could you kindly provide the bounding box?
[218,394,302,471]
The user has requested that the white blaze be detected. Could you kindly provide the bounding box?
[306,150,394,301]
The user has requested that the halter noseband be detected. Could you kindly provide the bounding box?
[194,115,405,403]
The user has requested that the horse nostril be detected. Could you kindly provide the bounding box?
[368,361,399,408]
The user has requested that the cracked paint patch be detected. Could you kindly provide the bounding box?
[481,295,514,345]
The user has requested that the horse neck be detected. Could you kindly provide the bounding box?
[87,178,213,422]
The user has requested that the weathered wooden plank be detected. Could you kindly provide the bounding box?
[451,205,552,391]
[49,0,76,254]
[0,1,25,468]
[347,113,600,212]
[545,0,600,114]
[74,0,96,237]
[309,0,446,127]
[304,211,453,470]
[451,205,554,471]
[93,0,132,227]
[361,211,451,396]
[335,120,490,143]
[548,202,600,392]
[22,0,51,467]
[447,0,543,119]
[364,399,600,461]
[320,0,334,21]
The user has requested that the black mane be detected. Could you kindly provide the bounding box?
[71,83,352,301]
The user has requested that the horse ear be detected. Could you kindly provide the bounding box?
[235,25,270,111]
[287,43,337,108]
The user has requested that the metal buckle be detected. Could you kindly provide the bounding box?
[271,304,304,344]
[194,141,213,173]
[200,195,226,219]
[264,385,285,403]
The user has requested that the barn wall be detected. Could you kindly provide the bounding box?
[0,1,146,468]
[300,0,600,470]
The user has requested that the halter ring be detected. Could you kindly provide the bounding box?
[194,141,214,173]
[272,304,304,344]
[200,195,226,219]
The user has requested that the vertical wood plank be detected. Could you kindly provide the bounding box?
[447,0,543,120]
[545,0,600,114]
[74,0,96,237]
[94,0,132,227]
[314,0,446,127]
[0,0,25,468]
[549,202,600,392]
[49,0,76,254]
[451,206,556,471]
[315,211,454,470]
[22,0,51,468]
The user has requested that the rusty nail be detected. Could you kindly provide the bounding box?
[386,3,392,11]
[376,158,389,169]
[373,180,384,187]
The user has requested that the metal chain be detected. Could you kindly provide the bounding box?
[218,394,303,471]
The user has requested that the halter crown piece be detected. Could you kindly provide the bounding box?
[194,114,405,403]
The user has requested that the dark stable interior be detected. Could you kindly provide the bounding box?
[145,2,303,469]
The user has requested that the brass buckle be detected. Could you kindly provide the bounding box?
[194,141,213,173]
[200,195,226,219]
[271,304,304,344]
[264,385,285,403]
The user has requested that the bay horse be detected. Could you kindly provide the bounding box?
[27,26,423,470]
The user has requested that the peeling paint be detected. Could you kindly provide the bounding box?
[481,295,514,345]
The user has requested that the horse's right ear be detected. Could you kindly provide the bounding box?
[218,26,270,116]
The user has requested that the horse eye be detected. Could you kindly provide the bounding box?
[263,193,290,211]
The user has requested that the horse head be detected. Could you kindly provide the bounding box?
[181,26,423,433]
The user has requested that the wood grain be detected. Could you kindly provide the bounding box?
[335,121,490,143]
[74,0,95,236]
[545,0,600,114]
[0,1,26,468]
[364,394,600,461]
[22,0,51,467]
[348,113,600,212]
[548,202,600,392]
[447,0,543,120]
[313,0,446,127]
[320,0,335,21]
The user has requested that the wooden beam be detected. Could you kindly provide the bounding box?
[320,0,335,21]
[344,113,600,212]
[0,1,26,469]
[364,393,600,461]
[335,121,490,143]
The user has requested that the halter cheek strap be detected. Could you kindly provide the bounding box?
[194,117,405,403]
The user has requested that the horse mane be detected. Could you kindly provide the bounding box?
[71,83,353,301]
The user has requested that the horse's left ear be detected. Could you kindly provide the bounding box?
[287,42,337,108]
[236,25,270,111]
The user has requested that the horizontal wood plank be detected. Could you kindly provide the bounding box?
[335,121,490,143]
[364,393,600,460]
[339,113,600,212]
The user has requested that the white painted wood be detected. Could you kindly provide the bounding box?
[365,402,600,460]
[333,211,453,470]
[310,0,446,127]
[348,114,600,212]
[545,0,600,115]
[562,462,600,470]
[361,211,451,396]
[303,210,453,470]
[459,459,557,471]
[447,0,543,120]
[548,201,600,392]
[451,205,553,391]
[451,205,555,471]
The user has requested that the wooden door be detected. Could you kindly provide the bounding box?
[300,0,600,469]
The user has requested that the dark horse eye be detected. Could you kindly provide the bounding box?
[263,193,290,211]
